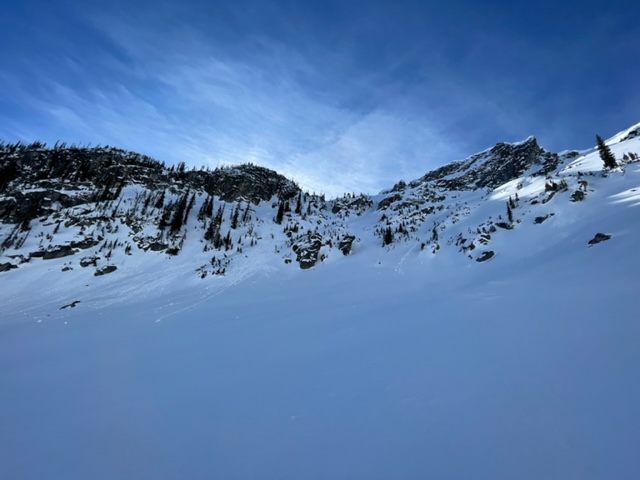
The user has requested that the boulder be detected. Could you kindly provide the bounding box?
[0,262,17,273]
[292,233,323,269]
[94,265,117,276]
[80,256,100,267]
[338,235,356,256]
[43,246,76,260]
[570,190,585,202]
[70,237,101,249]
[588,233,611,246]
[476,250,495,262]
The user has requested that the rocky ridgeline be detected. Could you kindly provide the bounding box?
[1,133,637,277]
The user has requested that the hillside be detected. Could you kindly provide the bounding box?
[1,124,640,479]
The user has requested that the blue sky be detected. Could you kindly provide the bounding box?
[1,0,638,196]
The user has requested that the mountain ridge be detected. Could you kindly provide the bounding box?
[1,123,640,313]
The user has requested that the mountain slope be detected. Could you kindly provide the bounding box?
[1,124,640,479]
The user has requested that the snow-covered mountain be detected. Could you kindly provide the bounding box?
[1,124,640,479]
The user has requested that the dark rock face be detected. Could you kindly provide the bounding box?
[186,164,300,204]
[0,190,90,224]
[570,190,585,202]
[94,265,117,276]
[377,193,402,210]
[588,233,611,246]
[338,235,356,256]
[534,213,554,224]
[147,242,168,252]
[0,143,300,227]
[476,250,495,262]
[70,237,101,250]
[495,222,513,230]
[418,137,559,191]
[42,246,76,260]
[621,127,640,142]
[80,256,100,267]
[292,233,323,269]
[60,300,80,309]
[331,195,373,215]
[0,262,17,272]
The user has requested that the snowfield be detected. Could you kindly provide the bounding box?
[1,126,640,479]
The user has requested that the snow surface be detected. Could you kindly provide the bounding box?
[1,129,640,479]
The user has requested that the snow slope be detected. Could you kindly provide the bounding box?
[1,128,640,479]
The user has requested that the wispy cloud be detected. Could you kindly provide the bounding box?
[3,3,635,197]
[0,13,469,197]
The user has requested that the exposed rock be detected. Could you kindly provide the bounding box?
[60,300,80,309]
[476,250,495,262]
[418,137,559,191]
[0,262,18,272]
[186,164,300,204]
[477,233,491,245]
[570,190,585,202]
[94,265,117,276]
[292,233,323,269]
[588,233,611,246]
[495,222,513,230]
[331,195,373,215]
[338,235,356,256]
[621,127,640,142]
[534,213,554,224]
[70,237,101,249]
[148,242,169,251]
[80,256,100,267]
[42,246,76,260]
[377,193,402,210]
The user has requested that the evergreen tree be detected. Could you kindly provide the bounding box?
[183,192,196,224]
[596,134,617,169]
[198,195,213,221]
[230,203,240,229]
[154,190,166,209]
[241,202,251,224]
[274,201,285,224]
[383,226,393,246]
[170,192,189,234]
[295,193,302,215]
[506,202,514,223]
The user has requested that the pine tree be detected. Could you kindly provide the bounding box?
[154,190,166,210]
[506,202,514,223]
[383,227,393,246]
[183,192,196,225]
[169,192,189,234]
[197,195,213,221]
[230,203,240,229]
[596,134,617,169]
[274,201,285,224]
[295,193,302,215]
[241,202,251,224]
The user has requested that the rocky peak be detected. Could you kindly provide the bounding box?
[184,164,300,204]
[416,136,560,191]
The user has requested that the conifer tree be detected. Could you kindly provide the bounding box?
[154,190,166,210]
[183,192,196,224]
[506,202,514,223]
[596,134,617,169]
[275,201,285,224]
[230,203,240,229]
[383,227,393,246]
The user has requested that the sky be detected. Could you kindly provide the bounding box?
[0,0,638,197]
